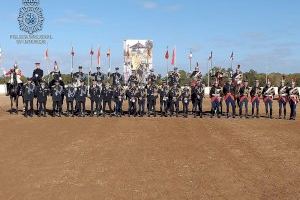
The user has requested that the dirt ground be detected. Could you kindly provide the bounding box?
[0,95,299,200]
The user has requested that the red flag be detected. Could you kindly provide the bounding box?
[97,48,101,66]
[90,48,94,56]
[45,49,48,60]
[71,47,75,56]
[171,48,176,66]
[165,49,169,60]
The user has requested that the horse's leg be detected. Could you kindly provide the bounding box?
[10,97,13,114]
[16,96,19,114]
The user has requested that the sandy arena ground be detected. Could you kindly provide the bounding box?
[0,95,299,200]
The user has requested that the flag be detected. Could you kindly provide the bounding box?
[230,52,234,60]
[171,48,176,66]
[165,49,169,60]
[189,50,193,59]
[97,48,101,66]
[45,49,49,60]
[90,48,94,56]
[71,47,75,56]
[107,48,111,57]
[208,51,213,60]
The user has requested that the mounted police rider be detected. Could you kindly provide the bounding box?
[168,67,180,86]
[128,69,139,86]
[158,81,170,117]
[278,76,288,119]
[192,81,204,118]
[91,66,105,86]
[5,63,23,96]
[49,61,64,88]
[146,69,157,84]
[72,66,87,88]
[110,67,123,87]
[32,62,44,86]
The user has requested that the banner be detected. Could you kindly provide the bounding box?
[123,39,153,83]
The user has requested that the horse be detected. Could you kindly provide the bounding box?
[8,72,21,114]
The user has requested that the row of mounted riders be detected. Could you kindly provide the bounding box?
[7,78,205,118]
[4,63,299,119]
[6,77,299,120]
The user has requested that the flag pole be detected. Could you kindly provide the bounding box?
[231,58,233,72]
[189,49,192,73]
[208,51,213,87]
[109,50,111,75]
[71,49,74,78]
[97,47,100,68]
[107,48,111,78]
[210,52,213,87]
[265,66,268,84]
[45,45,50,85]
[207,60,209,88]
[88,47,93,93]
[166,46,169,85]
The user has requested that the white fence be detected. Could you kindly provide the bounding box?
[0,84,299,96]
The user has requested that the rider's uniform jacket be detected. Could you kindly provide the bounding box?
[6,68,23,84]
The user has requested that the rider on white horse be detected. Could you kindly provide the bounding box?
[5,63,23,96]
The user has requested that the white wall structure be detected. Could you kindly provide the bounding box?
[0,84,6,94]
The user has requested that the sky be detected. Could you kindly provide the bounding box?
[0,0,299,76]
